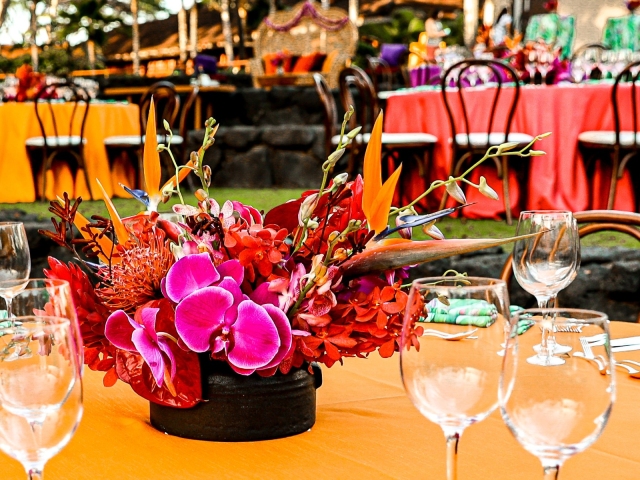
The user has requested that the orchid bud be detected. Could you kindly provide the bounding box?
[333,172,348,186]
[497,142,518,153]
[422,221,445,240]
[437,295,450,306]
[538,132,552,138]
[190,151,199,168]
[195,189,208,202]
[205,117,215,128]
[157,143,165,152]
[163,119,171,133]
[395,209,413,240]
[346,126,362,140]
[203,165,212,187]
[528,150,546,156]
[306,219,319,229]
[478,176,499,201]
[298,193,319,226]
[446,177,467,204]
[328,231,340,243]
[327,148,345,167]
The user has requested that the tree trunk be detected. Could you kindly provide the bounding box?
[178,7,187,67]
[220,0,234,63]
[189,6,198,59]
[268,0,276,15]
[87,39,96,70]
[348,0,357,22]
[463,0,480,48]
[29,0,38,71]
[132,0,140,75]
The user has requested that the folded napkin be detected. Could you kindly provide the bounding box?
[422,299,534,334]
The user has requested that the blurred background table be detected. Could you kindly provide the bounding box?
[0,101,139,202]
[3,321,638,479]
[384,83,637,219]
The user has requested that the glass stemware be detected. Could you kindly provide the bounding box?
[0,223,30,318]
[0,279,81,369]
[401,277,511,480]
[0,315,83,480]
[526,51,538,84]
[500,309,614,480]
[512,211,580,366]
[537,52,551,85]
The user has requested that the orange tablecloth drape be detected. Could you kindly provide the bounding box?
[0,102,139,203]
[385,84,636,219]
[2,321,639,479]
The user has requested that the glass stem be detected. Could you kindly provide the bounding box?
[445,431,460,480]
[543,465,560,480]
[5,296,12,321]
[25,465,44,480]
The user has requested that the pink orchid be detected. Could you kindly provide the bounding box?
[105,307,175,387]
[165,253,292,375]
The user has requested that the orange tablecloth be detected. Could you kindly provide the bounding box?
[2,321,640,479]
[0,102,139,203]
[385,84,636,219]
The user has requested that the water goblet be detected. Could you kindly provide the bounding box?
[570,59,585,84]
[401,277,512,480]
[512,211,580,366]
[500,309,614,480]
[0,315,83,480]
[537,52,551,85]
[526,51,538,84]
[0,223,30,318]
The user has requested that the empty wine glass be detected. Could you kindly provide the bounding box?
[570,59,585,84]
[0,315,83,480]
[500,309,614,480]
[401,277,512,480]
[0,223,30,318]
[537,51,551,85]
[526,51,538,84]
[512,211,580,366]
[0,279,81,370]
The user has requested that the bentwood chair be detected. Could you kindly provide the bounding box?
[26,80,92,200]
[577,60,640,211]
[337,66,437,182]
[104,81,182,190]
[367,56,394,93]
[500,210,640,315]
[439,59,535,224]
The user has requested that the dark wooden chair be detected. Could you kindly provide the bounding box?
[26,80,92,200]
[578,60,640,210]
[104,81,182,190]
[313,73,340,170]
[367,56,393,93]
[337,66,437,181]
[439,59,534,224]
[500,211,640,300]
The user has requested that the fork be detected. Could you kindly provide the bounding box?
[422,329,478,341]
[580,336,595,359]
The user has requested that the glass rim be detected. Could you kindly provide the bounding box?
[0,315,71,331]
[0,221,25,227]
[410,276,507,291]
[0,278,70,289]
[512,308,609,323]
[518,210,573,216]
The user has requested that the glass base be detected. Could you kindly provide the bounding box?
[527,353,565,366]
[533,343,572,354]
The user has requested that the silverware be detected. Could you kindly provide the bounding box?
[574,352,607,374]
[422,328,478,341]
[585,335,640,348]
[614,362,640,379]
[580,336,595,359]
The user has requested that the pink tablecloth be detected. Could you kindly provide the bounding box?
[385,83,636,219]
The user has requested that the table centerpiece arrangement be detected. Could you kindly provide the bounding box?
[41,101,547,441]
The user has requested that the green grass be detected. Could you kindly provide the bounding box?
[3,188,637,249]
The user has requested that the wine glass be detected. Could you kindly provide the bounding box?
[0,279,81,370]
[526,51,538,84]
[0,315,83,480]
[500,309,614,480]
[401,277,512,480]
[0,223,30,318]
[512,211,580,366]
[537,51,551,85]
[570,59,585,84]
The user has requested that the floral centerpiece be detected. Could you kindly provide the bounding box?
[42,101,546,440]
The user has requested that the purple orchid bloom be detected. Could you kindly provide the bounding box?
[165,253,292,375]
[105,307,175,387]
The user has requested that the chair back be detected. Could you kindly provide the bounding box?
[500,210,640,282]
[441,59,520,155]
[612,60,640,153]
[367,57,393,93]
[34,80,90,149]
[313,73,338,159]
[178,85,199,163]
[139,81,180,141]
[338,66,379,136]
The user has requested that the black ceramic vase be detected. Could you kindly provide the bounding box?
[149,355,322,442]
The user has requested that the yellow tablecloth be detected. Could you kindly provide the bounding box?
[0,101,139,203]
[2,322,640,479]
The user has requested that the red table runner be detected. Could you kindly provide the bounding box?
[385,83,636,219]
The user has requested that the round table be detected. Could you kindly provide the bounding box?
[2,321,639,479]
[385,83,636,219]
[0,101,139,202]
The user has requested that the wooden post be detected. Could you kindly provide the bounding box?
[132,0,140,75]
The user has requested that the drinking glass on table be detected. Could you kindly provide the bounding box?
[500,309,614,480]
[526,51,538,84]
[570,59,585,84]
[512,211,580,366]
[0,223,31,318]
[537,51,551,85]
[0,315,83,480]
[401,277,512,480]
[0,279,81,368]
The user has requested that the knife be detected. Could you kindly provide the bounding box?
[612,344,640,353]
[587,336,640,348]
